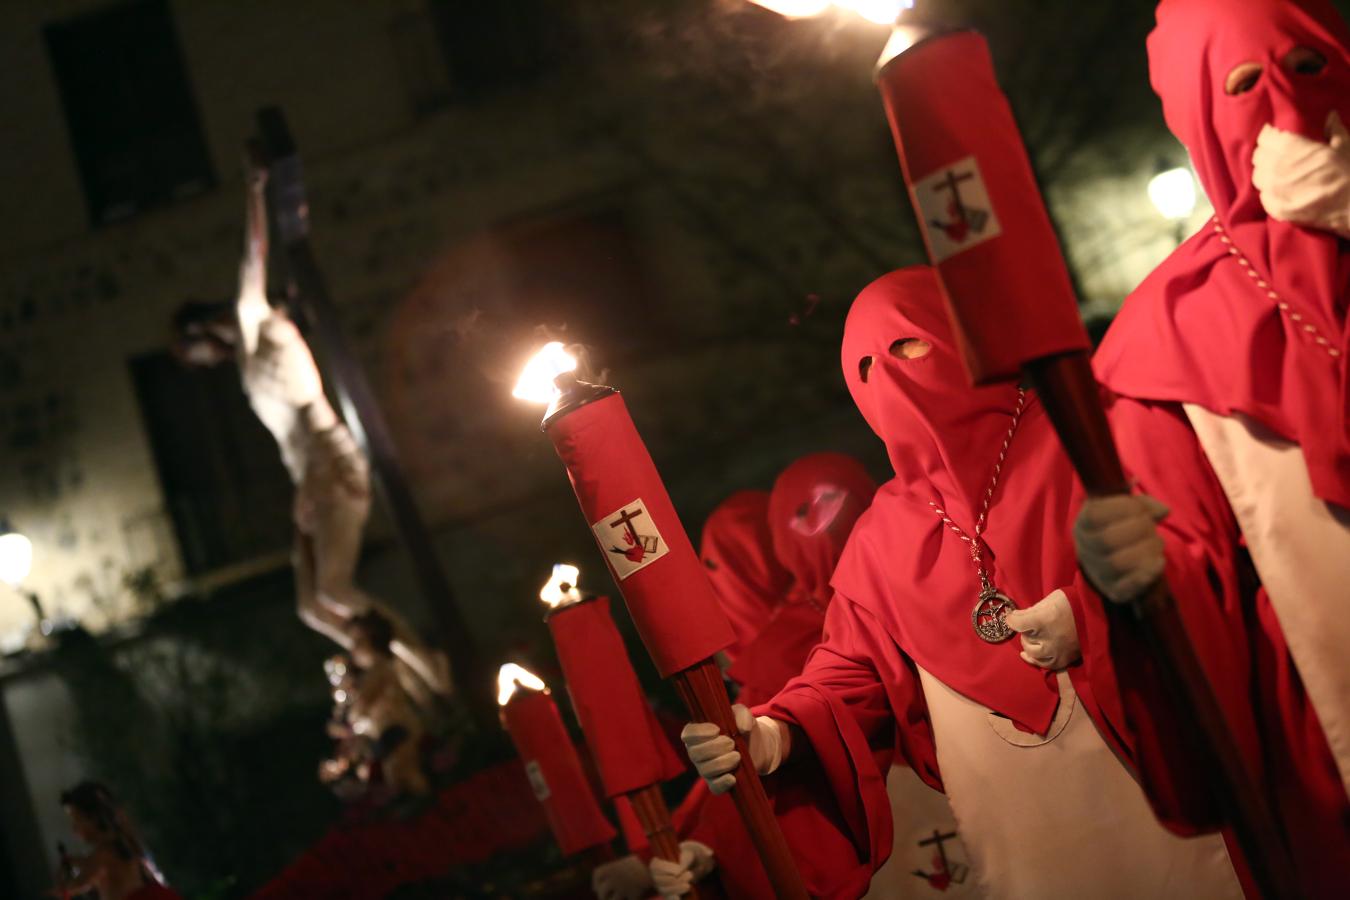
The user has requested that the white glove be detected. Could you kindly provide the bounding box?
[1074,494,1169,603]
[1252,110,1350,237]
[591,854,653,900]
[680,704,788,795]
[650,841,716,898]
[1005,589,1080,671]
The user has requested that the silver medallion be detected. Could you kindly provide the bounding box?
[972,589,1017,643]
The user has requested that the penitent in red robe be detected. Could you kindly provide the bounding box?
[677,457,878,897]
[729,453,878,708]
[698,490,793,665]
[761,268,1241,898]
[1092,2,1350,894]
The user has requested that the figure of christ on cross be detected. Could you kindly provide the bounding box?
[172,148,451,717]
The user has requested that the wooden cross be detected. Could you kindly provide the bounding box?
[933,167,975,224]
[608,506,645,545]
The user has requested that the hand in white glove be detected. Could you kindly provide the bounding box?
[650,841,716,898]
[680,705,788,795]
[591,854,654,900]
[1074,494,1169,603]
[1252,110,1350,237]
[1005,589,1080,671]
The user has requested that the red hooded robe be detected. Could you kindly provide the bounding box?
[675,472,877,897]
[1094,2,1350,892]
[728,453,878,708]
[762,268,1241,898]
[698,490,793,666]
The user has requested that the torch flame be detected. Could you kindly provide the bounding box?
[512,341,578,405]
[876,22,929,68]
[747,0,910,23]
[837,0,909,25]
[747,0,831,17]
[497,662,547,706]
[539,563,582,608]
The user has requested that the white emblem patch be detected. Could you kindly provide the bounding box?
[524,760,551,801]
[912,155,1003,262]
[591,498,669,580]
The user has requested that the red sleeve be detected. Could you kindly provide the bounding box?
[1082,395,1266,833]
[752,595,916,899]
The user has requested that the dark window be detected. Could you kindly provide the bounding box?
[389,9,453,116]
[129,352,292,575]
[45,0,214,225]
[428,0,563,97]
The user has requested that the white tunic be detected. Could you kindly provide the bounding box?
[1184,405,1350,799]
[864,765,988,898]
[916,666,1241,899]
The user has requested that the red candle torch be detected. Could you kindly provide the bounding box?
[873,23,1090,384]
[514,345,808,898]
[540,564,692,884]
[496,663,617,858]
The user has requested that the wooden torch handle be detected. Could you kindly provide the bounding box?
[672,659,809,900]
[628,783,701,899]
[1024,351,1298,899]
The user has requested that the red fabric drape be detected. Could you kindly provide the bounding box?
[249,760,550,899]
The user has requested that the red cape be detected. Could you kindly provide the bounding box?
[1097,0,1350,508]
[1104,392,1350,897]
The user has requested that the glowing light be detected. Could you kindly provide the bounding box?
[747,0,831,17]
[837,0,909,25]
[0,530,32,587]
[497,663,547,706]
[539,563,582,608]
[747,0,912,23]
[1148,167,1198,221]
[876,22,928,67]
[512,342,578,405]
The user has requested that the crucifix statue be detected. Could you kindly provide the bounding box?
[173,149,451,716]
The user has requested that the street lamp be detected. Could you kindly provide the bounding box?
[0,519,49,638]
[1148,162,1198,244]
[0,522,32,587]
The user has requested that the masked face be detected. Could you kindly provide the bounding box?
[767,453,876,606]
[841,267,1022,505]
[1150,0,1350,224]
